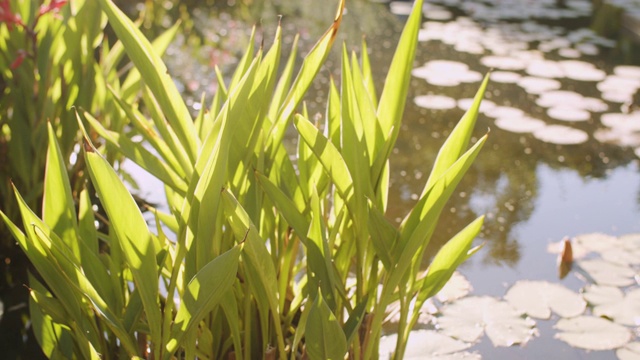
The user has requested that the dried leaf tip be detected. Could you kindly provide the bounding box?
[557,236,573,279]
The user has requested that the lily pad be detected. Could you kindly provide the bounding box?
[437,272,472,303]
[617,342,640,360]
[576,259,637,287]
[379,330,479,360]
[517,76,562,94]
[490,71,522,83]
[533,125,589,145]
[414,95,457,110]
[536,90,585,108]
[494,116,545,134]
[559,60,606,82]
[457,98,496,113]
[525,60,564,78]
[582,285,640,326]
[504,280,586,319]
[485,106,525,119]
[614,65,640,79]
[546,106,590,122]
[480,55,527,71]
[437,296,538,347]
[554,316,631,351]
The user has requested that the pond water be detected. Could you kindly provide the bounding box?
[129,0,640,358]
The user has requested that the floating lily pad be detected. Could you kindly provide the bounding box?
[494,116,546,134]
[582,285,640,326]
[617,342,640,360]
[480,55,526,71]
[517,76,562,94]
[597,76,640,94]
[437,296,537,347]
[546,106,590,122]
[593,128,640,147]
[504,280,586,319]
[581,97,609,112]
[413,61,483,87]
[379,330,479,360]
[485,106,525,119]
[575,42,599,56]
[559,60,606,82]
[533,125,588,145]
[457,98,496,113]
[414,95,457,110]
[437,272,472,303]
[389,1,413,16]
[601,91,633,104]
[549,233,640,265]
[490,71,522,83]
[601,112,640,132]
[576,259,637,287]
[536,90,585,108]
[526,60,564,78]
[554,316,631,351]
[558,47,581,58]
[614,65,640,79]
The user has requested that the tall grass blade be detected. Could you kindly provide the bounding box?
[95,0,199,161]
[306,292,347,360]
[167,246,240,357]
[84,148,162,356]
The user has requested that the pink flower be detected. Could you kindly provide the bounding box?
[10,49,26,69]
[38,0,67,17]
[0,0,25,30]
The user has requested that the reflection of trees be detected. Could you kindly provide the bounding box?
[390,72,638,267]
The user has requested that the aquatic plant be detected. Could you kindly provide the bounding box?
[1,0,489,358]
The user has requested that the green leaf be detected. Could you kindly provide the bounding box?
[306,293,347,360]
[367,203,398,269]
[343,295,369,345]
[418,216,484,302]
[84,150,162,354]
[293,115,354,208]
[95,0,199,161]
[306,188,337,310]
[255,171,309,239]
[43,123,80,258]
[30,222,138,356]
[120,21,181,102]
[267,0,345,149]
[376,0,423,136]
[83,110,188,194]
[167,246,240,355]
[423,74,490,193]
[28,274,75,359]
[373,0,424,178]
